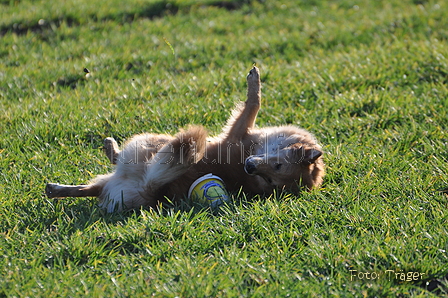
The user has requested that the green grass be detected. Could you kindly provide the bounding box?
[1,0,448,296]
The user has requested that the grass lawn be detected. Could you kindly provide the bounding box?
[1,0,448,296]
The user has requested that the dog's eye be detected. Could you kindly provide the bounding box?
[275,164,282,171]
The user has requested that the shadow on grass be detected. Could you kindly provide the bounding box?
[0,0,256,37]
[416,273,448,296]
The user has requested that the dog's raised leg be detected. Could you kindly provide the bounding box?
[104,137,120,164]
[225,66,261,142]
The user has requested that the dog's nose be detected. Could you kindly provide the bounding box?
[244,158,258,174]
[245,155,264,174]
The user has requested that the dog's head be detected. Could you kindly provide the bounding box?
[244,143,324,191]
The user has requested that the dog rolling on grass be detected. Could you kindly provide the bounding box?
[46,66,325,212]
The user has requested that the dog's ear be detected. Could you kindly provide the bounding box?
[290,144,322,164]
[302,147,322,164]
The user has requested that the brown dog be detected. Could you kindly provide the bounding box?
[46,66,324,212]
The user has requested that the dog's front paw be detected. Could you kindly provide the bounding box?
[247,66,260,83]
[247,66,261,97]
[246,66,261,105]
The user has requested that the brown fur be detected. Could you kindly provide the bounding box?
[46,66,325,212]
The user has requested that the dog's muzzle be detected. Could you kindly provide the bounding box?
[244,160,256,175]
[244,155,264,175]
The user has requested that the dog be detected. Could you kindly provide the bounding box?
[46,66,325,212]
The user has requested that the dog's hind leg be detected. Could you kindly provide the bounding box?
[144,125,207,191]
[46,183,102,198]
[224,66,261,142]
[46,173,111,198]
[104,137,120,164]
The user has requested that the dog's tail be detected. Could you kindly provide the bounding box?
[143,125,207,191]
